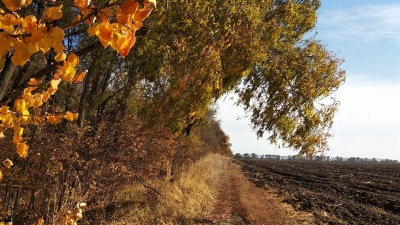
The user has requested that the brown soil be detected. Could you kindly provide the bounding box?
[196,159,313,224]
[237,159,400,225]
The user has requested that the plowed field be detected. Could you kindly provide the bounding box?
[236,159,400,225]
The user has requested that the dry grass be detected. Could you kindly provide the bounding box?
[235,167,314,224]
[108,154,229,224]
[202,158,313,225]
[95,155,313,224]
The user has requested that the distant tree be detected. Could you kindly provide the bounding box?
[234,153,243,158]
[251,153,258,158]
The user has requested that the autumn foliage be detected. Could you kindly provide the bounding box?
[0,0,155,160]
[0,0,345,223]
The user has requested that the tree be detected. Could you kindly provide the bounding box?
[232,1,345,158]
[126,0,344,157]
[0,0,156,157]
[0,0,157,223]
[0,0,345,223]
[234,153,243,158]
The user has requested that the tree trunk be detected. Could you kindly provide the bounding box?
[0,55,16,102]
[77,67,95,127]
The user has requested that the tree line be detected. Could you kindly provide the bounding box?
[234,153,399,163]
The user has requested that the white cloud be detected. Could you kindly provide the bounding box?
[217,78,400,160]
[329,78,400,160]
[318,4,400,43]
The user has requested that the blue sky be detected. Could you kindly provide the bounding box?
[217,0,400,160]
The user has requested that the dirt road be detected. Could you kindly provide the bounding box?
[198,159,313,225]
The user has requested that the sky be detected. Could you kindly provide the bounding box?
[217,0,400,160]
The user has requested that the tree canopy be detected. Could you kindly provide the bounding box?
[0,0,345,222]
[0,0,345,158]
[128,0,345,156]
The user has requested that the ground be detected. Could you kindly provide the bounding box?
[197,159,313,224]
[236,159,400,225]
[105,156,399,224]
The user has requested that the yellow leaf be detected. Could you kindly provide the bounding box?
[0,170,2,181]
[16,126,24,136]
[47,114,62,125]
[2,159,13,168]
[42,91,51,102]
[87,25,98,36]
[0,106,10,115]
[2,114,13,127]
[1,0,26,11]
[111,32,125,49]
[76,212,83,220]
[21,110,30,124]
[27,40,40,54]
[37,217,44,225]
[99,8,113,22]
[12,134,23,144]
[50,78,61,90]
[0,34,14,57]
[23,87,37,96]
[36,217,44,225]
[47,88,57,96]
[112,31,135,57]
[121,0,139,14]
[144,0,156,8]
[49,26,65,43]
[74,0,90,10]
[38,35,52,53]
[63,111,76,121]
[62,62,76,82]
[27,78,41,86]
[22,0,31,7]
[12,45,31,66]
[53,42,65,53]
[16,142,28,158]
[45,5,63,21]
[67,53,79,66]
[133,8,153,23]
[1,14,22,31]
[117,12,131,24]
[15,98,26,113]
[22,15,37,33]
[0,132,5,138]
[98,21,113,43]
[73,70,86,82]
[32,93,43,108]
[55,52,66,62]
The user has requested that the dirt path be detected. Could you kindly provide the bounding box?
[198,159,313,225]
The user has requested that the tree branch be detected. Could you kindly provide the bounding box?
[135,175,164,198]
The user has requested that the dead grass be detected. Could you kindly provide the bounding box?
[108,154,229,224]
[98,155,313,224]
